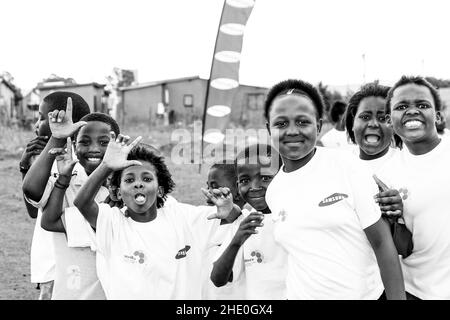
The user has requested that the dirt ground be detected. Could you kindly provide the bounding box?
[0,149,209,300]
[0,154,37,299]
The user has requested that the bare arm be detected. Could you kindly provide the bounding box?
[73,163,112,229]
[211,213,264,287]
[23,98,86,202]
[41,174,71,233]
[364,218,406,300]
[41,138,78,232]
[20,136,49,218]
[22,137,66,202]
[211,243,242,287]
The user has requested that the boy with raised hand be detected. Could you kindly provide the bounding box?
[73,135,241,299]
[22,92,90,299]
[202,161,247,299]
[210,143,287,300]
[25,97,120,299]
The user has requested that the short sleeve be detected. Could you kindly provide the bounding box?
[175,202,221,250]
[95,203,116,256]
[24,179,55,209]
[64,206,97,251]
[24,161,59,209]
[346,155,382,229]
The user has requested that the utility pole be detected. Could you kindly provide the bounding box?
[362,53,366,84]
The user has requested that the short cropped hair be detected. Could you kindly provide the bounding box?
[264,79,325,121]
[42,91,90,122]
[77,112,120,137]
[345,82,402,148]
[386,75,442,113]
[210,162,238,185]
[330,101,347,123]
[235,143,282,171]
[111,144,175,208]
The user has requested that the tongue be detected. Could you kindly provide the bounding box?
[366,135,380,143]
[135,195,146,204]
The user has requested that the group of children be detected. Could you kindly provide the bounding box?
[20,74,450,300]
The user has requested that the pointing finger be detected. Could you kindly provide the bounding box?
[66,137,73,160]
[66,97,73,121]
[128,136,142,149]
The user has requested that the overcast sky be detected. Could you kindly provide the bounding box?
[1,0,450,93]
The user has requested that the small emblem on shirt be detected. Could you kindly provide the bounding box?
[123,250,146,264]
[272,209,287,223]
[245,250,264,265]
[66,265,81,290]
[134,250,146,264]
[318,193,348,207]
[175,245,191,259]
[399,188,408,200]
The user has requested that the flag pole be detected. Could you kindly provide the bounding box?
[199,0,227,174]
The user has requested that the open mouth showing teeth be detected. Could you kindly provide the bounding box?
[134,194,146,205]
[87,158,102,163]
[365,135,380,144]
[284,141,303,145]
[404,120,423,129]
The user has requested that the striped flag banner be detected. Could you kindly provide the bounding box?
[201,0,255,160]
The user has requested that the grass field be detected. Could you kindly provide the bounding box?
[0,125,214,300]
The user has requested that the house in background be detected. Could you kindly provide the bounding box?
[37,82,108,113]
[0,77,22,126]
[20,88,41,128]
[118,76,268,128]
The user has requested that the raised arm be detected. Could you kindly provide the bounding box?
[41,137,77,232]
[211,212,264,287]
[23,98,86,202]
[364,218,406,300]
[74,133,142,228]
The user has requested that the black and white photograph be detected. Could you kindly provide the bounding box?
[1,0,450,306]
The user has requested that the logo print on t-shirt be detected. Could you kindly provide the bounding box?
[399,188,408,200]
[66,265,81,290]
[175,245,191,259]
[318,193,348,207]
[245,250,264,264]
[273,209,287,223]
[133,250,146,264]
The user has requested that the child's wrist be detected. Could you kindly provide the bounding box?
[57,174,72,185]
[55,176,71,189]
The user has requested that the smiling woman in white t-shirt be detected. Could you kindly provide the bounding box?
[263,79,405,300]
[377,76,450,300]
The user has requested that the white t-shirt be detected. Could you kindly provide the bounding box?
[353,147,399,174]
[95,201,221,300]
[27,161,58,284]
[201,222,246,300]
[377,138,450,299]
[266,147,384,300]
[320,128,351,149]
[27,162,107,300]
[214,208,288,300]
